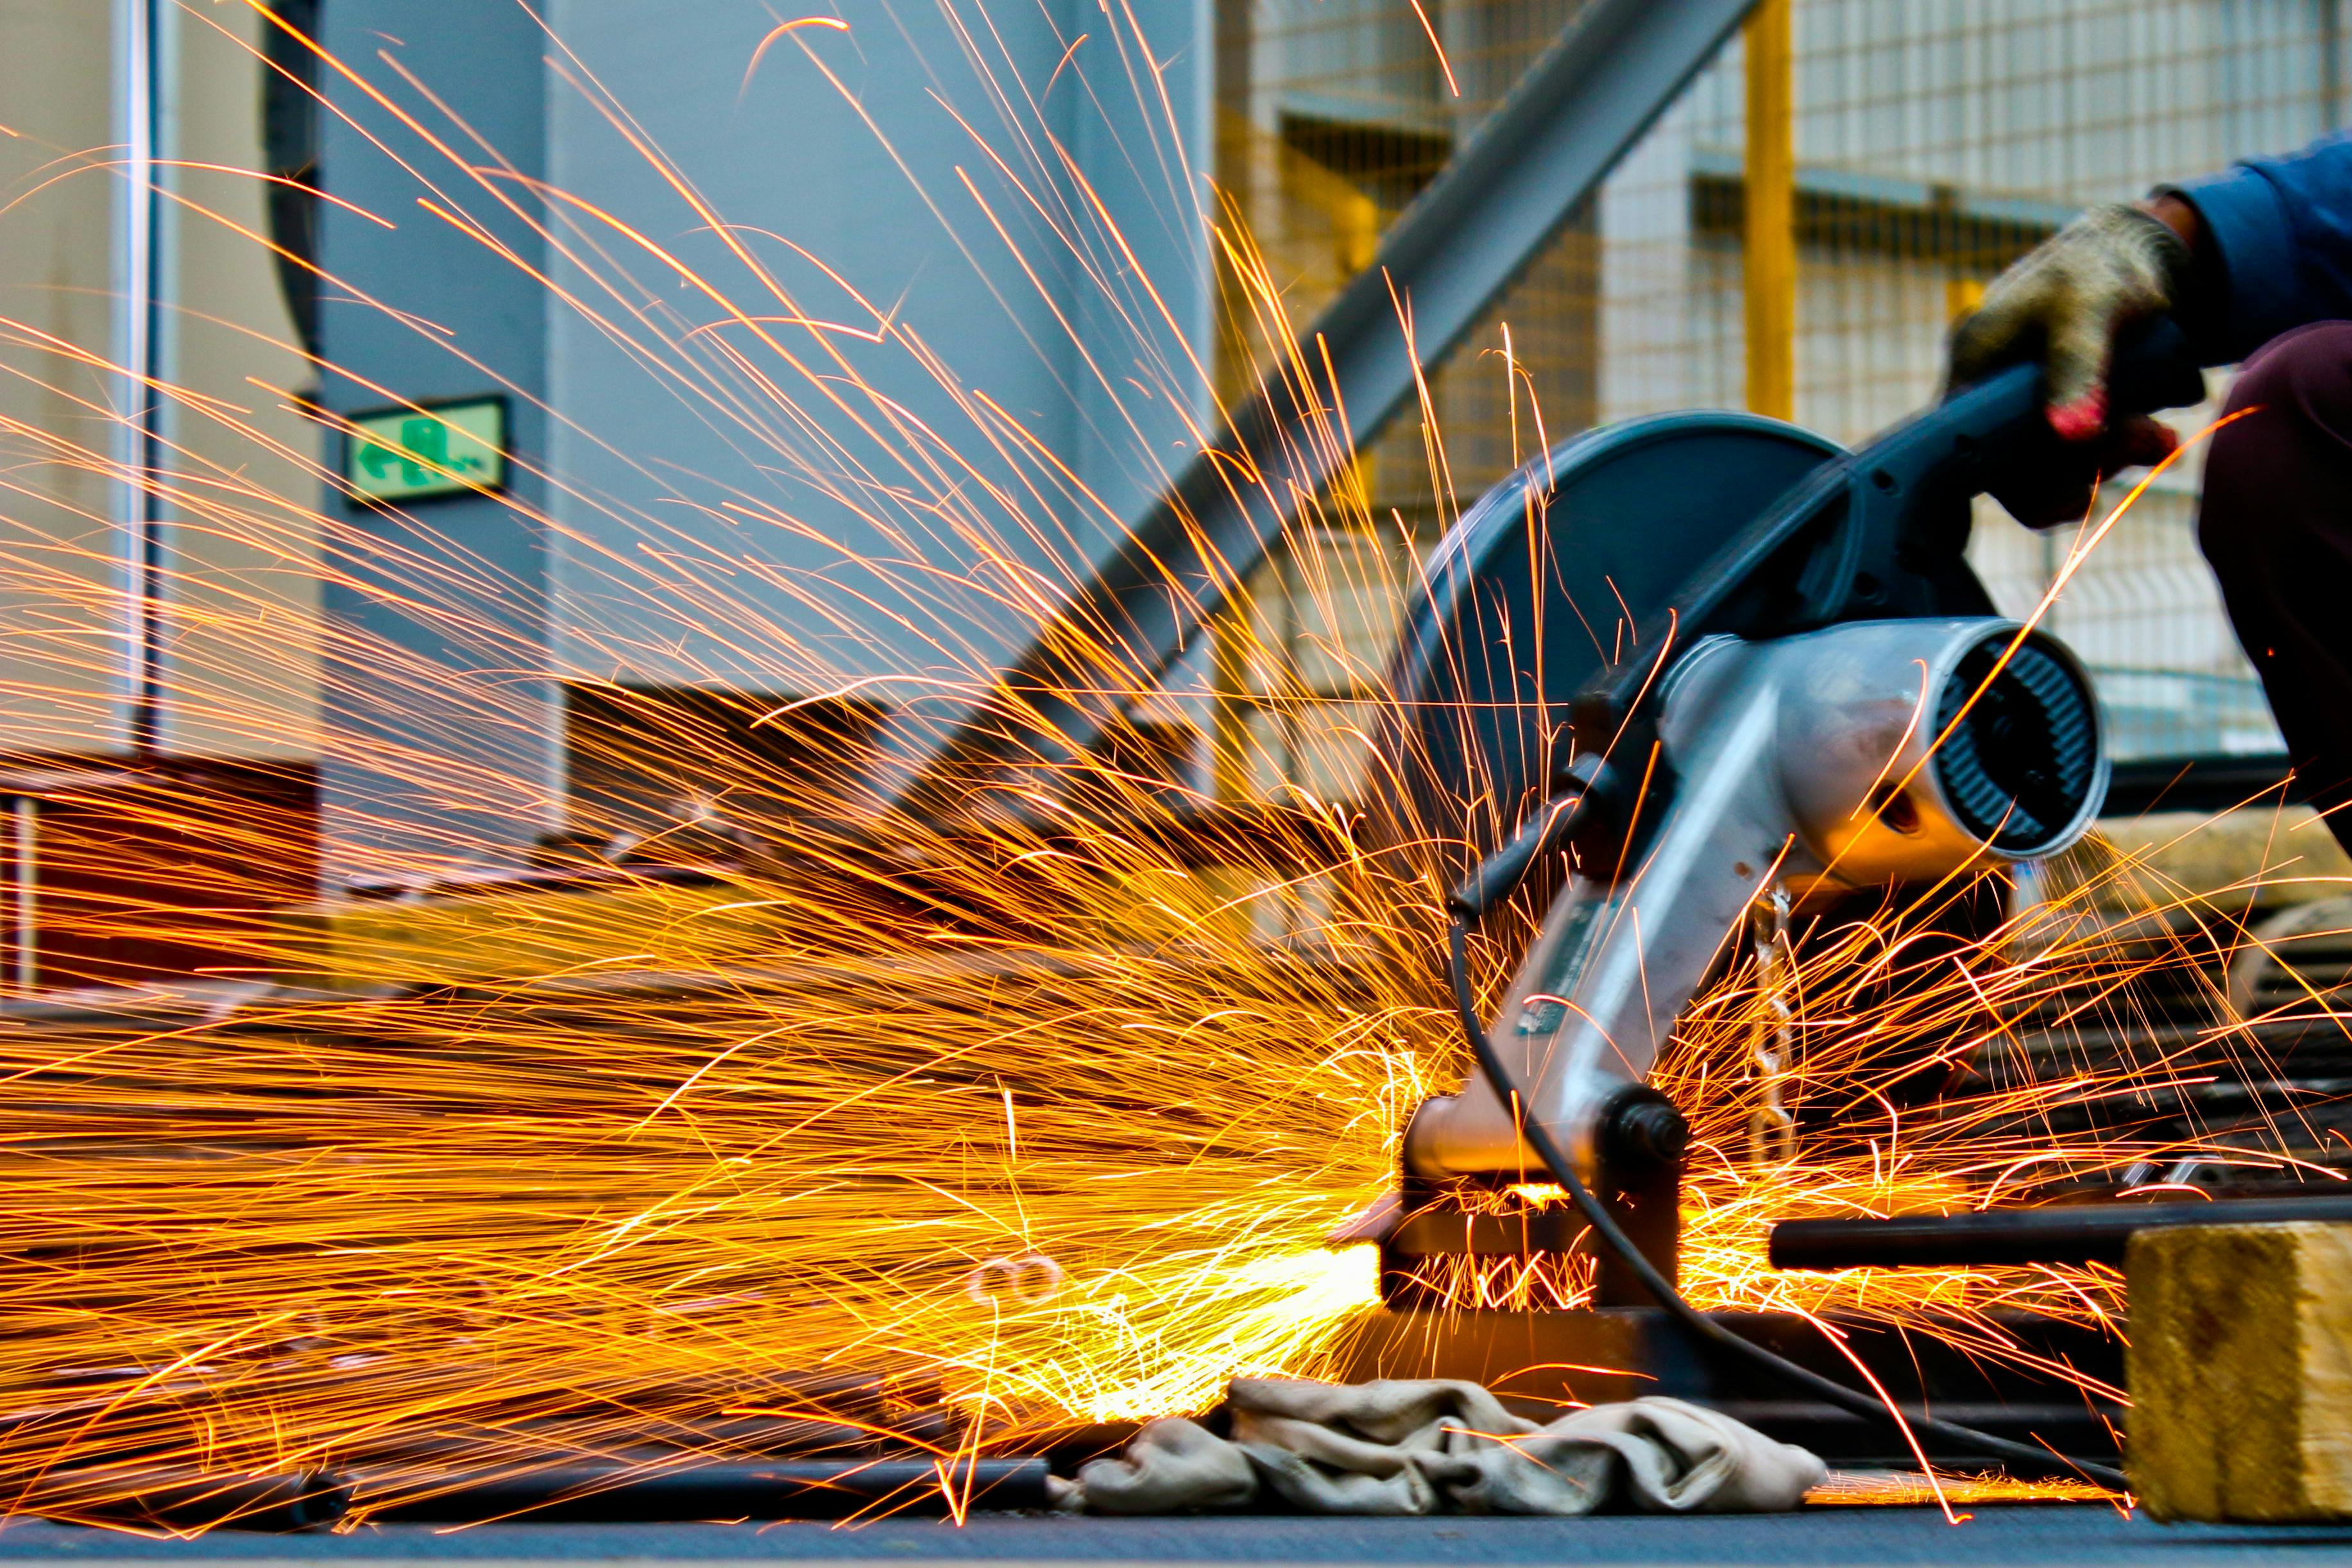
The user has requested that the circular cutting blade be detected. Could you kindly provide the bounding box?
[1369,411,1843,883]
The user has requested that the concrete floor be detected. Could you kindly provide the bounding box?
[1,1507,2349,1565]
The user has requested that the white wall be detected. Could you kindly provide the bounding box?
[0,1,323,763]
[0,1,130,753]
[158,0,323,760]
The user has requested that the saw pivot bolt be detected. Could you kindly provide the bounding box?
[1604,1089,1689,1169]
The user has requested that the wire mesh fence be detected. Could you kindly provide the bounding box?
[1206,0,2346,799]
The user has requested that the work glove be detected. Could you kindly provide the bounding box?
[1947,202,2197,526]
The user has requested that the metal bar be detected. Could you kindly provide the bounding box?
[115,0,167,756]
[35,1469,349,1533]
[353,1415,951,1464]
[1769,1195,2352,1271]
[889,0,1764,815]
[1744,0,1796,421]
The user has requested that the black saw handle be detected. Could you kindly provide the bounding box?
[1916,313,2210,527]
[1934,312,2207,456]
[1574,315,2206,739]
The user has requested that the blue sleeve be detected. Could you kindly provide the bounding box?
[2174,131,2352,362]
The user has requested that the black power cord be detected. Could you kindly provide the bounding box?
[1442,852,2130,1493]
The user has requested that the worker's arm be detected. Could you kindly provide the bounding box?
[2166,133,2352,362]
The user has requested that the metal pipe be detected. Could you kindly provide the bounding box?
[352,1415,954,1465]
[38,1469,350,1533]
[115,0,168,756]
[1769,1195,2352,1271]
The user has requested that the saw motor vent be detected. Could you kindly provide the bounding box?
[1932,629,2102,855]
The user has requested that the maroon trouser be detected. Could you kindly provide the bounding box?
[2199,320,2352,853]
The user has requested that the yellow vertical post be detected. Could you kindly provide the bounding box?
[1745,0,1796,422]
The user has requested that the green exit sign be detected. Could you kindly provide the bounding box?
[345,397,508,503]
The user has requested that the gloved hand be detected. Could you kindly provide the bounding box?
[1948,200,2197,525]
[1950,201,2194,438]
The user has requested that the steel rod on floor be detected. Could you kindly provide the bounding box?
[1770,1194,2352,1270]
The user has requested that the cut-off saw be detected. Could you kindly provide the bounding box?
[1340,320,2207,1477]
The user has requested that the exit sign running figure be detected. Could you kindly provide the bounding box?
[345,397,508,503]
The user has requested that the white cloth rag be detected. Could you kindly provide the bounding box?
[1056,1377,1825,1516]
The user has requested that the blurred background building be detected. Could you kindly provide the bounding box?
[0,0,2339,985]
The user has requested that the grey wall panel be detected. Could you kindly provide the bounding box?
[543,0,1211,706]
[316,1,559,880]
[1072,0,1216,550]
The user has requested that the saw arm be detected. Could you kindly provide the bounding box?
[1404,617,2107,1186]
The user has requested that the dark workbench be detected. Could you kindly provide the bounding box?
[0,1508,2347,1565]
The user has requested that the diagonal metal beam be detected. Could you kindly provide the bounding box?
[892,0,1762,814]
